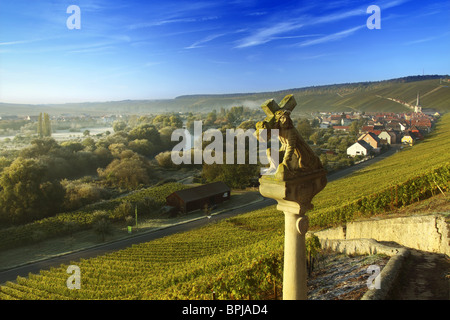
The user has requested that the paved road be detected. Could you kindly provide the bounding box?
[0,146,401,285]
[0,198,276,285]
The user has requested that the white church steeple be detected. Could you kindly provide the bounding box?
[414,92,422,113]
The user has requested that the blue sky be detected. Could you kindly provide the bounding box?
[0,0,449,104]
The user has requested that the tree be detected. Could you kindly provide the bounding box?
[112,201,134,220]
[159,126,177,150]
[169,115,183,128]
[309,131,322,145]
[155,151,177,168]
[62,180,106,211]
[108,143,128,158]
[0,157,12,174]
[61,141,84,153]
[311,118,320,128]
[319,154,328,168]
[82,137,96,151]
[43,113,51,137]
[202,152,259,189]
[20,138,60,158]
[296,119,313,140]
[226,112,236,124]
[0,158,64,224]
[128,124,161,146]
[229,106,244,120]
[349,121,361,136]
[337,139,350,154]
[128,139,153,156]
[112,120,127,132]
[327,136,339,149]
[37,113,43,138]
[97,153,152,189]
[205,110,217,126]
[92,211,113,242]
[238,120,256,130]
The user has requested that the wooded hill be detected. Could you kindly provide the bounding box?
[1,75,449,116]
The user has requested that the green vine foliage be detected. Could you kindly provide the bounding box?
[1,115,449,300]
[308,163,449,228]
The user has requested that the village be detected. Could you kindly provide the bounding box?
[315,108,439,158]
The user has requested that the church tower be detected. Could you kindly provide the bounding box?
[414,92,422,113]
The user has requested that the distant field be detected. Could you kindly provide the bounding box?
[0,127,113,143]
[0,114,449,300]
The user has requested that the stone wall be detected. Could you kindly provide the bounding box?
[312,213,450,256]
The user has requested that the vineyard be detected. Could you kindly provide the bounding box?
[0,182,191,251]
[0,114,449,300]
[0,208,285,300]
[306,112,450,228]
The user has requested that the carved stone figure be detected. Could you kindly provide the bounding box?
[256,94,323,180]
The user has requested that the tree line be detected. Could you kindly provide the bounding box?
[0,113,186,226]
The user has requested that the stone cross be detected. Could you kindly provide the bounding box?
[257,94,327,300]
[261,94,297,123]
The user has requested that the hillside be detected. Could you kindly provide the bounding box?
[0,112,448,300]
[1,75,449,116]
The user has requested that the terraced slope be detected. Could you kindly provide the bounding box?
[0,114,449,300]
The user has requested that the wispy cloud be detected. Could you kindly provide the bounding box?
[207,59,231,65]
[233,0,411,49]
[67,45,116,55]
[0,40,35,46]
[297,25,365,47]
[294,53,332,60]
[0,38,55,46]
[185,33,225,49]
[127,15,218,30]
[382,0,412,9]
[311,7,366,25]
[233,7,365,49]
[127,18,197,30]
[403,32,450,46]
[234,21,305,48]
[247,11,267,17]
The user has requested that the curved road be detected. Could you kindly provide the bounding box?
[0,146,401,285]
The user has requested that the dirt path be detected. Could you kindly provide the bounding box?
[388,249,449,300]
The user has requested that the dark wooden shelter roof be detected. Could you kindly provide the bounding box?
[168,182,230,203]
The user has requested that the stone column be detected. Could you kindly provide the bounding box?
[259,170,327,300]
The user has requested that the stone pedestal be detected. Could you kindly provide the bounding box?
[259,169,327,300]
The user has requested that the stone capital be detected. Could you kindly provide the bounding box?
[259,169,327,216]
